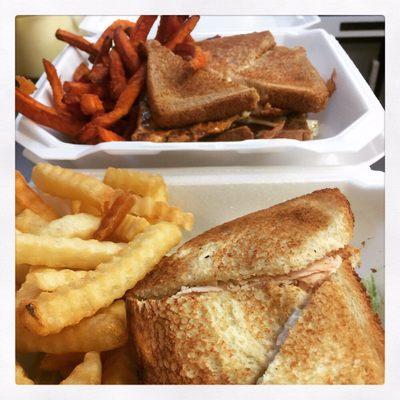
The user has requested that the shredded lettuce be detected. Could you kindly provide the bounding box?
[362,273,381,313]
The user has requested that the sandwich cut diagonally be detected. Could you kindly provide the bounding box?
[127,189,384,384]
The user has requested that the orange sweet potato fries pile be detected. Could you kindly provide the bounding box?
[15,15,205,144]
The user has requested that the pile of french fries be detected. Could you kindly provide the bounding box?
[15,15,206,144]
[15,164,194,384]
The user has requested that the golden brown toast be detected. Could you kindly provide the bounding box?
[134,188,354,299]
[259,259,384,384]
[197,31,276,78]
[127,281,308,384]
[238,46,330,112]
[145,40,259,128]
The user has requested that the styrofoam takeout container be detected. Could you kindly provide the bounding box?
[16,23,384,167]
[74,165,384,322]
[78,15,321,36]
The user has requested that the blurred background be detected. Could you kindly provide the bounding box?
[15,15,385,175]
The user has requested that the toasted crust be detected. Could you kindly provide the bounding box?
[134,189,354,299]
[238,46,329,112]
[259,257,384,384]
[127,282,308,384]
[145,40,259,128]
[197,31,276,78]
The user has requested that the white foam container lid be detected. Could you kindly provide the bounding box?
[16,22,384,168]
[78,15,321,36]
[75,165,384,322]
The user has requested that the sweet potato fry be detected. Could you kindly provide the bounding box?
[42,59,70,115]
[62,93,81,105]
[96,127,125,142]
[80,94,105,116]
[63,81,107,99]
[16,89,84,137]
[130,15,157,47]
[55,29,97,57]
[88,63,109,83]
[109,48,127,100]
[155,16,183,44]
[113,27,141,74]
[15,171,59,221]
[164,15,200,50]
[93,191,135,241]
[88,63,146,128]
[186,45,208,70]
[72,62,90,82]
[92,19,137,60]
[16,76,36,95]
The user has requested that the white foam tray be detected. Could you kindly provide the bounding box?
[16,28,384,167]
[79,15,321,36]
[80,166,384,321]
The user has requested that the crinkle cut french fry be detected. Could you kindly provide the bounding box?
[32,163,115,212]
[16,200,25,215]
[15,171,59,221]
[40,353,84,372]
[60,352,101,384]
[16,209,49,234]
[93,191,135,241]
[111,214,149,243]
[39,213,100,239]
[16,363,34,384]
[16,232,125,269]
[130,194,194,231]
[29,268,88,292]
[104,167,168,202]
[16,276,41,312]
[102,346,138,384]
[17,301,127,353]
[22,222,181,335]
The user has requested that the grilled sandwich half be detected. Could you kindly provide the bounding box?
[127,189,384,384]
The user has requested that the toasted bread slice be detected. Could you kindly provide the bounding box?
[145,40,259,128]
[259,257,384,384]
[134,189,354,299]
[197,31,276,78]
[238,46,329,112]
[127,281,308,384]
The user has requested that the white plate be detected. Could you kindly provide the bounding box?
[78,166,385,321]
[16,28,384,167]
